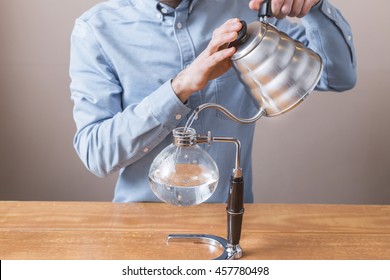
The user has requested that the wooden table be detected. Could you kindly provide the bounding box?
[0,202,389,260]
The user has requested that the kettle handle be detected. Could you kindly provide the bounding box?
[258,0,273,18]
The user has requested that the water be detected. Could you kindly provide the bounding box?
[150,179,218,206]
[149,163,218,206]
[183,110,198,133]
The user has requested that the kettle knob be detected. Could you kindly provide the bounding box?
[229,20,247,48]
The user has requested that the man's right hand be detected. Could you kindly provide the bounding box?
[171,18,242,103]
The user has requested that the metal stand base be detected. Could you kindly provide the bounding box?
[167,234,243,260]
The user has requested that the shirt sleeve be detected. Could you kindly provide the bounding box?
[275,0,357,92]
[69,19,190,177]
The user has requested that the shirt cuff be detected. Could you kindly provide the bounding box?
[145,79,191,130]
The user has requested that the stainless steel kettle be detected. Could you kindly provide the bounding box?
[231,0,323,116]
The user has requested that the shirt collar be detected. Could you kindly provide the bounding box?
[131,0,198,14]
[128,0,199,21]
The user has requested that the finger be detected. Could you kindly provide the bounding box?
[271,0,285,18]
[279,0,294,18]
[289,0,305,17]
[212,18,241,39]
[207,31,238,55]
[208,20,242,54]
[206,47,236,68]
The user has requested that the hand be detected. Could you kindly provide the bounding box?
[172,18,242,102]
[249,0,321,18]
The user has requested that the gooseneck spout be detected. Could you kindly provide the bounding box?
[192,103,266,124]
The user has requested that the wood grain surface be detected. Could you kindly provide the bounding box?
[0,202,389,259]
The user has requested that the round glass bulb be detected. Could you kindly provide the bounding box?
[149,128,219,206]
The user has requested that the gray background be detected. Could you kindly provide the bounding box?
[1,0,389,204]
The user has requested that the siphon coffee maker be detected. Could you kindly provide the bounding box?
[148,0,323,260]
[149,105,263,260]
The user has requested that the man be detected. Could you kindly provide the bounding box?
[70,0,356,203]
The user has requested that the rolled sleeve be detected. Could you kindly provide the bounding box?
[70,19,190,177]
[143,79,191,131]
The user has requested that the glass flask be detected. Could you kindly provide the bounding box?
[149,127,219,206]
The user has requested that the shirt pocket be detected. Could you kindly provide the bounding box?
[215,68,259,120]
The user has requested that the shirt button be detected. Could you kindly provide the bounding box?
[143,147,150,153]
[327,8,332,15]
[175,114,182,120]
[347,35,352,41]
[161,8,168,14]
[176,22,183,29]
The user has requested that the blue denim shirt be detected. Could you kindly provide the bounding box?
[70,0,356,203]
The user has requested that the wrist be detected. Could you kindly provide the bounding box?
[171,70,197,103]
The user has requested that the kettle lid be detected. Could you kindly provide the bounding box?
[231,21,266,61]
